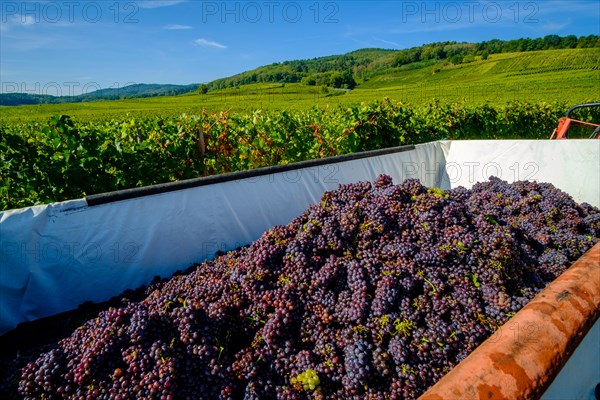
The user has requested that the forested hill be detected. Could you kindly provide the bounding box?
[204,34,599,90]
[0,84,198,107]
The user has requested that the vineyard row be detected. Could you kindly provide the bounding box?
[1,98,598,211]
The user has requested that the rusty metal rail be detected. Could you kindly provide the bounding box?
[419,242,600,400]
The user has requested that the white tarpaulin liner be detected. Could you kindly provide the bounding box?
[442,140,600,206]
[1,139,598,335]
[0,142,445,333]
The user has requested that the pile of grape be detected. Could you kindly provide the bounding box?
[18,176,599,399]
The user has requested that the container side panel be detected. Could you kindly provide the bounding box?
[0,143,446,334]
[445,140,600,207]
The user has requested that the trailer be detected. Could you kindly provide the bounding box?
[1,139,599,399]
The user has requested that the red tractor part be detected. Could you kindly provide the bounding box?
[550,102,600,139]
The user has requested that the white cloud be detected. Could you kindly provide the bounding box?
[18,15,36,26]
[194,38,227,49]
[1,15,36,32]
[541,21,571,31]
[373,37,401,48]
[1,14,81,33]
[136,0,186,9]
[389,23,472,35]
[165,24,192,30]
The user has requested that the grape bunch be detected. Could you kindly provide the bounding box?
[17,176,600,399]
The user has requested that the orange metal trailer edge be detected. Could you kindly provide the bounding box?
[550,102,600,139]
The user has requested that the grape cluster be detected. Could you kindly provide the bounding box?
[16,176,600,399]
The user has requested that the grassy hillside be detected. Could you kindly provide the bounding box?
[1,48,598,123]
[354,48,599,102]
[204,34,599,90]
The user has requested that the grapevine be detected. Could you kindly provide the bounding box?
[3,99,597,211]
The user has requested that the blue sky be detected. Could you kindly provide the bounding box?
[1,0,599,95]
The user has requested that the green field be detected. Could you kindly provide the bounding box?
[1,48,598,123]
